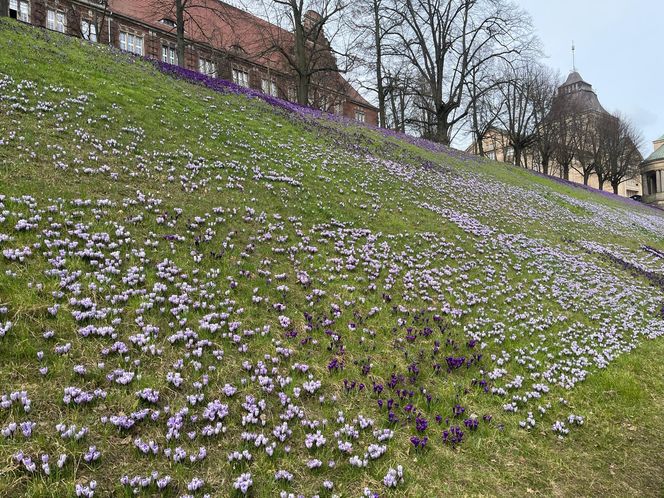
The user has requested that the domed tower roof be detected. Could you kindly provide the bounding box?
[550,70,607,116]
[562,71,586,87]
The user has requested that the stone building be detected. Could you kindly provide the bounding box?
[466,71,642,198]
[0,0,378,125]
[641,135,664,206]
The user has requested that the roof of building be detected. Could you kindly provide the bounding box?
[562,71,586,87]
[657,133,664,142]
[109,0,375,109]
[645,144,664,163]
[111,0,284,67]
[549,70,607,116]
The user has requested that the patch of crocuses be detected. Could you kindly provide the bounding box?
[2,28,664,496]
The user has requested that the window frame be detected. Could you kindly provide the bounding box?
[199,58,216,77]
[120,31,144,56]
[261,78,278,97]
[47,8,66,33]
[232,67,250,88]
[10,0,30,22]
[162,44,177,65]
[81,19,97,42]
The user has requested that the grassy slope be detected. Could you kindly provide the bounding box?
[1,19,664,497]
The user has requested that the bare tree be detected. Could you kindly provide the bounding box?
[387,0,535,145]
[570,112,599,185]
[350,0,399,127]
[596,114,643,194]
[384,66,414,132]
[467,63,503,157]
[148,0,238,66]
[551,106,577,181]
[496,63,545,167]
[257,0,351,106]
[530,68,559,175]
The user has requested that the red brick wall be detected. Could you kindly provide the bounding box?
[19,0,377,125]
[343,101,378,126]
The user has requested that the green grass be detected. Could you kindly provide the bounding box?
[1,18,664,497]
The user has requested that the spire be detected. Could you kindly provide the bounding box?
[572,41,576,72]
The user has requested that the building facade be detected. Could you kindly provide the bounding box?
[1,0,378,125]
[466,71,642,198]
[641,135,664,206]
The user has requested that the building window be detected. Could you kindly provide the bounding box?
[199,58,216,77]
[47,9,66,33]
[9,0,30,22]
[120,32,144,56]
[355,109,366,123]
[261,78,278,97]
[162,45,177,65]
[81,19,97,42]
[287,87,297,102]
[232,68,250,87]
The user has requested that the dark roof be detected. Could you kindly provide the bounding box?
[562,71,586,87]
[550,71,607,116]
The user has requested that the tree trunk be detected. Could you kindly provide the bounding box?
[0,0,9,17]
[514,147,522,167]
[598,179,605,190]
[541,157,549,176]
[176,0,186,67]
[434,118,451,146]
[562,164,570,181]
[475,132,484,156]
[583,171,590,185]
[293,14,310,106]
[93,6,109,45]
[372,0,385,128]
[296,74,310,106]
[388,91,398,129]
[612,182,619,195]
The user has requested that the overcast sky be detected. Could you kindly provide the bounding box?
[517,0,663,152]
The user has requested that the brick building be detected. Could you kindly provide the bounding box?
[1,0,378,124]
